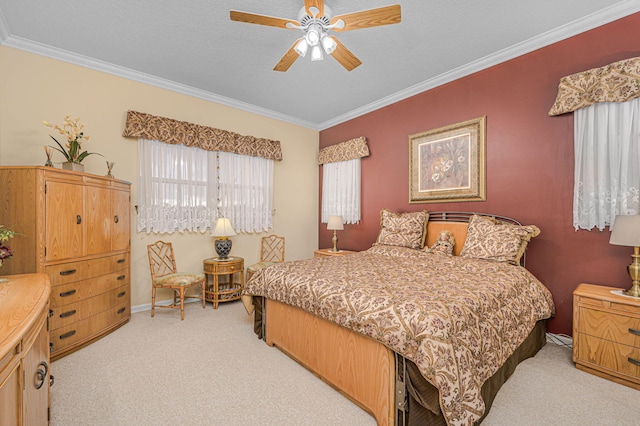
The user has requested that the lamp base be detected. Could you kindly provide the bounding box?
[624,281,640,297]
[215,238,232,259]
[625,249,640,297]
[331,230,339,252]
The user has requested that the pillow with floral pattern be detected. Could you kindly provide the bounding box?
[460,214,540,264]
[374,209,429,249]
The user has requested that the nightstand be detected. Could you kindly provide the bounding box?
[573,283,640,390]
[314,248,357,258]
[203,256,244,309]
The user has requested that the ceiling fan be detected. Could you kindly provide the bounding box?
[230,1,401,72]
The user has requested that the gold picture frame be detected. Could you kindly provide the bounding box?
[409,116,486,203]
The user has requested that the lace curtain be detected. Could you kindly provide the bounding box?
[138,138,273,233]
[573,97,640,230]
[321,158,361,224]
[218,150,274,233]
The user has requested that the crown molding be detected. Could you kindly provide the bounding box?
[317,0,640,130]
[1,1,639,132]
[0,34,319,130]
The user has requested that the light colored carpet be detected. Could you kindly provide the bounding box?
[50,302,640,425]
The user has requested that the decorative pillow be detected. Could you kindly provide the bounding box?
[459,214,540,264]
[374,209,429,249]
[425,230,455,256]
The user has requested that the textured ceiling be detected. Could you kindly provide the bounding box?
[1,1,639,130]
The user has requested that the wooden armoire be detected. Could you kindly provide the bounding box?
[0,166,131,360]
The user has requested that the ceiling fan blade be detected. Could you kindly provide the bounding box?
[304,0,324,18]
[273,41,301,72]
[230,10,298,29]
[331,4,401,32]
[330,38,362,71]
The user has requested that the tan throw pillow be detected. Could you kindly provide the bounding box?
[374,209,429,249]
[460,214,540,264]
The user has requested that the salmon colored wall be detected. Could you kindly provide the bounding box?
[319,13,640,335]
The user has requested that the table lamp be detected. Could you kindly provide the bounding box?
[609,214,640,297]
[327,215,344,252]
[212,217,236,259]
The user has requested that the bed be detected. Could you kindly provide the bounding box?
[243,211,555,426]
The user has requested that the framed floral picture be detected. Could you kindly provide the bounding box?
[409,116,486,203]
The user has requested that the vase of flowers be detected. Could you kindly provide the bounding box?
[44,116,102,171]
[0,226,17,282]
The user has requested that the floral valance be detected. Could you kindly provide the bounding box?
[122,110,282,161]
[318,136,369,165]
[548,57,640,116]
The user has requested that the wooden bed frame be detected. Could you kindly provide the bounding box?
[258,212,540,425]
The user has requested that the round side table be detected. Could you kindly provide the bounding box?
[203,256,244,309]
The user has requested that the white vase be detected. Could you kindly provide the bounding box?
[62,162,84,172]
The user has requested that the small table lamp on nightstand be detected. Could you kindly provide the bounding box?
[609,214,640,297]
[212,217,236,259]
[327,215,344,252]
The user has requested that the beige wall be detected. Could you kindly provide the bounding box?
[0,46,319,310]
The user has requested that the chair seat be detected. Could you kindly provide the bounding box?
[246,261,279,281]
[154,272,205,287]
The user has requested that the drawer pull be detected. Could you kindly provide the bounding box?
[117,307,126,314]
[59,269,77,276]
[629,328,640,337]
[117,291,126,298]
[117,275,126,281]
[59,289,77,297]
[114,215,119,223]
[59,330,76,340]
[59,309,77,318]
[628,357,640,367]
[34,361,48,390]
[117,258,126,264]
[76,215,82,225]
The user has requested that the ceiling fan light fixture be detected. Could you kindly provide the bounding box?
[294,38,308,57]
[311,45,324,61]
[321,34,336,54]
[305,24,321,46]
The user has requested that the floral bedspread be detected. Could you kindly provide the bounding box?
[243,245,555,426]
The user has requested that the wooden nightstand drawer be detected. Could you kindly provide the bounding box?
[578,307,640,347]
[576,333,640,379]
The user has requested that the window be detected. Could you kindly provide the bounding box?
[321,158,361,224]
[137,138,273,233]
[573,97,640,230]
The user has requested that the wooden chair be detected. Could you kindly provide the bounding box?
[246,235,285,281]
[147,240,206,320]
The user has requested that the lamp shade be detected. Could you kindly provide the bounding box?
[327,215,344,231]
[212,217,237,237]
[610,215,640,246]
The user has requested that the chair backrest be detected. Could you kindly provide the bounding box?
[260,235,285,263]
[147,240,177,280]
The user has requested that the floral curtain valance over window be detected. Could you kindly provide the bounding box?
[123,110,282,161]
[319,137,369,225]
[317,136,369,164]
[548,56,640,116]
[548,57,640,231]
